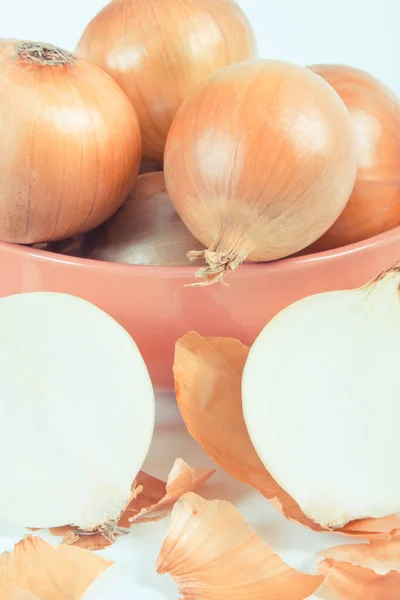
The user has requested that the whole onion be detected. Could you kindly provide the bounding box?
[308,64,400,251]
[84,172,204,266]
[0,40,141,245]
[164,60,358,285]
[76,0,257,161]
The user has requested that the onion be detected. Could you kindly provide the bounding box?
[174,331,400,537]
[139,160,163,175]
[308,65,400,251]
[242,265,400,530]
[0,40,141,245]
[45,458,214,551]
[0,292,154,530]
[83,172,205,266]
[76,0,257,161]
[164,59,358,285]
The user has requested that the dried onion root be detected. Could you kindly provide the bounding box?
[174,330,400,538]
[47,459,214,550]
[165,59,357,285]
[157,492,324,599]
[0,536,112,600]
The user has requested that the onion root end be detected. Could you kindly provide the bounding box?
[14,41,76,68]
[186,249,247,287]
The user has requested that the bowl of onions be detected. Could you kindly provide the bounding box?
[1,181,400,393]
[0,19,399,391]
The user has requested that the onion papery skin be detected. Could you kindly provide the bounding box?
[76,0,257,161]
[0,39,141,244]
[84,172,205,266]
[164,59,358,284]
[308,64,400,251]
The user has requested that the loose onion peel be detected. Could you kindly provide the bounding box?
[0,536,112,600]
[156,492,324,599]
[317,538,400,599]
[174,330,400,538]
[123,458,215,526]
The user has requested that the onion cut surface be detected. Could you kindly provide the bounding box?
[43,459,214,550]
[0,292,155,530]
[174,331,400,537]
[243,266,400,529]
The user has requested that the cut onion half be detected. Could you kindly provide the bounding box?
[0,292,155,531]
[242,266,400,530]
[174,331,400,537]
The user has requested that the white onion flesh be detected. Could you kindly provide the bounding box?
[242,269,400,529]
[0,293,154,530]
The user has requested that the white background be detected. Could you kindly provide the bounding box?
[1,0,399,95]
[0,2,398,599]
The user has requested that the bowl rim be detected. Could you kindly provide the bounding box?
[1,224,400,278]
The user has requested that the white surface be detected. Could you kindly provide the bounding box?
[0,393,361,598]
[1,0,399,95]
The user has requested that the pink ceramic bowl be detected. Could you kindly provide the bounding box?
[0,228,399,391]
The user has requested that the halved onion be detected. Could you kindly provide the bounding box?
[242,265,400,529]
[46,458,214,550]
[174,330,400,538]
[0,292,154,531]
